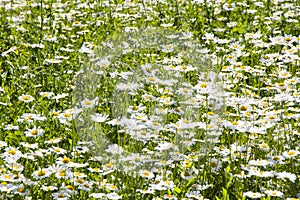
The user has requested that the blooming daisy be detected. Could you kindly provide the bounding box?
[243,191,264,199]
[18,94,34,103]
[24,127,44,138]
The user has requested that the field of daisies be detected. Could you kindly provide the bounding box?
[1,0,300,199]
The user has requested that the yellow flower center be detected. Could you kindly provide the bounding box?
[63,113,71,118]
[76,179,84,184]
[62,158,70,163]
[18,188,25,193]
[31,130,38,135]
[37,170,46,176]
[240,105,248,111]
[8,150,16,155]
[66,185,74,190]
[210,162,217,168]
[143,171,150,176]
[200,83,207,88]
[22,96,31,101]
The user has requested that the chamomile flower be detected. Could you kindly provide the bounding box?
[223,3,235,11]
[56,157,73,166]
[39,92,55,98]
[283,150,299,158]
[90,113,109,122]
[278,70,292,79]
[243,191,265,199]
[81,98,96,108]
[13,184,28,196]
[52,192,70,200]
[32,168,52,179]
[42,185,58,191]
[49,147,67,155]
[276,171,296,182]
[18,94,34,103]
[265,190,283,197]
[139,170,155,179]
[24,127,44,138]
[208,158,222,172]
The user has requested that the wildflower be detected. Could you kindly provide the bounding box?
[89,193,106,198]
[56,168,72,179]
[50,147,67,155]
[41,185,58,191]
[3,147,23,161]
[90,113,109,122]
[79,182,92,192]
[258,143,270,152]
[61,184,78,195]
[275,172,297,183]
[7,163,24,172]
[45,58,63,64]
[209,158,222,172]
[39,92,55,98]
[18,94,34,103]
[4,124,19,130]
[139,170,155,179]
[52,191,70,200]
[283,150,299,159]
[56,157,73,166]
[227,22,237,28]
[88,167,102,173]
[265,190,284,197]
[52,93,69,102]
[0,141,7,148]
[20,142,39,149]
[32,168,52,179]
[24,127,44,138]
[105,184,118,191]
[0,182,15,193]
[250,170,274,178]
[186,190,206,200]
[248,159,271,167]
[45,137,62,144]
[106,192,122,199]
[59,112,73,121]
[243,191,264,199]
[105,144,124,155]
[81,98,97,108]
[164,193,178,200]
[223,3,235,11]
[268,155,285,165]
[177,87,193,96]
[142,94,156,102]
[278,70,291,79]
[13,184,28,196]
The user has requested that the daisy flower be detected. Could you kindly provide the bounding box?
[18,94,34,103]
[243,191,264,199]
[264,190,283,197]
[90,113,109,122]
[13,184,28,196]
[24,127,44,138]
[32,168,52,179]
[138,170,155,179]
[283,150,299,159]
[52,191,70,200]
[81,98,97,108]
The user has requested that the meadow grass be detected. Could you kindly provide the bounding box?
[0,0,300,199]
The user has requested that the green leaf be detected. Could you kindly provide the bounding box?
[186,177,195,188]
[215,196,221,200]
[174,187,181,195]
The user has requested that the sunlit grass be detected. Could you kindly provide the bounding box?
[0,0,299,199]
